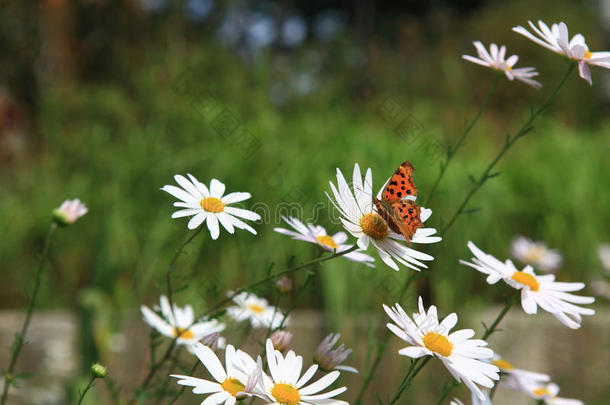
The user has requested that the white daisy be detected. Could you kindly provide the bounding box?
[52,198,88,226]
[491,355,549,388]
[383,297,500,400]
[141,295,225,349]
[462,41,542,88]
[504,379,583,405]
[161,173,261,239]
[257,338,348,405]
[510,236,563,273]
[274,216,375,267]
[227,291,287,329]
[598,244,610,274]
[513,20,610,85]
[326,163,441,271]
[461,241,595,329]
[171,342,261,404]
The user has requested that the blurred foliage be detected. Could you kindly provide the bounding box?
[0,2,609,401]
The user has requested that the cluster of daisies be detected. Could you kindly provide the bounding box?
[141,293,356,404]
[136,18,607,405]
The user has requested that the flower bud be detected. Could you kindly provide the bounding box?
[276,277,293,294]
[270,330,292,351]
[90,363,107,378]
[52,199,88,226]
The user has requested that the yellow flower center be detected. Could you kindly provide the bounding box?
[423,332,453,357]
[316,235,338,249]
[360,213,389,240]
[533,387,550,397]
[173,327,194,340]
[511,271,540,291]
[221,377,246,396]
[584,50,592,59]
[247,303,265,314]
[200,197,225,213]
[493,359,515,371]
[271,383,300,405]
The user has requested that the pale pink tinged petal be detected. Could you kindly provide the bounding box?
[221,192,251,204]
[557,22,571,54]
[298,371,340,395]
[462,55,491,67]
[499,45,507,61]
[569,33,586,47]
[207,214,220,239]
[506,54,519,67]
[490,43,499,62]
[513,26,559,53]
[571,44,586,60]
[578,61,592,85]
[209,179,226,198]
[162,185,199,203]
[473,41,494,64]
[187,212,207,229]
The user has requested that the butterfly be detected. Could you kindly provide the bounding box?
[373,161,423,244]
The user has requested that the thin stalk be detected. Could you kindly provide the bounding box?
[425,74,501,206]
[388,357,431,405]
[1,223,57,405]
[202,245,359,318]
[354,271,422,405]
[441,63,575,236]
[167,360,199,405]
[128,228,203,405]
[434,381,459,405]
[77,375,97,405]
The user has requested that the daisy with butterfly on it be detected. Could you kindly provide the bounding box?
[460,241,595,329]
[326,162,441,271]
[161,173,261,240]
[274,216,375,267]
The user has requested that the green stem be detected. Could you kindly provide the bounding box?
[425,74,500,206]
[77,375,96,405]
[128,228,203,405]
[78,375,95,405]
[167,360,199,405]
[388,357,431,405]
[441,63,575,236]
[202,245,359,318]
[1,223,57,405]
[354,271,421,405]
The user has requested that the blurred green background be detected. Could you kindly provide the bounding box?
[1,0,609,403]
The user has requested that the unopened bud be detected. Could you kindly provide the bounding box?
[270,330,292,351]
[90,363,107,378]
[276,277,293,294]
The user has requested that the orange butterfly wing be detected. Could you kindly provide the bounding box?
[374,161,423,244]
